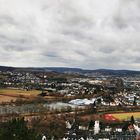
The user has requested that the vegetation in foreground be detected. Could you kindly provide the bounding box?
[0,118,39,140]
[0,116,67,140]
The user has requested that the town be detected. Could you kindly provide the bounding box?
[0,67,140,140]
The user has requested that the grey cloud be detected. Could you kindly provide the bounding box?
[0,15,16,26]
[98,46,116,54]
[0,0,140,69]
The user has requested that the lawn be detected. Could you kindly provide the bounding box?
[103,112,140,121]
[112,112,140,120]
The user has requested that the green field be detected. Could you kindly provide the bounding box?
[111,112,140,121]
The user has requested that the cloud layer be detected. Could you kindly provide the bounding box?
[0,0,140,70]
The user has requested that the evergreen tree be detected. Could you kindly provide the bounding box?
[130,115,135,124]
[133,96,137,106]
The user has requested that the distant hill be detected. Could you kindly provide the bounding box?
[0,66,15,71]
[46,67,140,76]
[0,66,140,76]
[46,67,83,73]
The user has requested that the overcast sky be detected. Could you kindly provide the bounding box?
[0,0,140,70]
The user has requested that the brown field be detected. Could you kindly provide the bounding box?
[0,95,17,103]
[0,88,57,103]
[0,88,40,96]
[80,114,100,121]
[0,89,38,103]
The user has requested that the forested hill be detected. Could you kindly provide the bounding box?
[0,66,140,76]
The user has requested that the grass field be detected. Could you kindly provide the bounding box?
[0,89,41,103]
[103,112,140,121]
[112,112,140,120]
[0,88,60,103]
[0,88,41,96]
